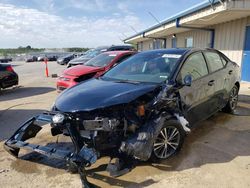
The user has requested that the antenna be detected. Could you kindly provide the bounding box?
[121,33,128,38]
[148,11,164,28]
[117,36,124,42]
[129,26,138,34]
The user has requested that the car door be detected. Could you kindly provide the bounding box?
[203,51,228,112]
[177,52,210,125]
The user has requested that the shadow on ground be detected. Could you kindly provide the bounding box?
[0,109,44,140]
[238,94,250,105]
[0,86,55,101]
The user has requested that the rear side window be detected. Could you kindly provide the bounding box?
[180,52,208,81]
[204,52,224,72]
[220,56,227,66]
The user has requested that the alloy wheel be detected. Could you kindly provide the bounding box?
[229,87,238,110]
[153,126,180,159]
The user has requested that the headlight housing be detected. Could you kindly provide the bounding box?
[52,113,65,124]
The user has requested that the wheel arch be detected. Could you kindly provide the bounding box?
[235,81,240,90]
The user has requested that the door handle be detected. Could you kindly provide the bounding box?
[228,70,233,75]
[208,80,215,86]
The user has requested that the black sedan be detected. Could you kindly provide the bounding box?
[57,53,75,65]
[4,48,240,186]
[0,63,18,90]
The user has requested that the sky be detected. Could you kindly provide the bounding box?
[0,0,204,48]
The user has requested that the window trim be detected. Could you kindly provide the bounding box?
[202,50,226,74]
[176,51,209,83]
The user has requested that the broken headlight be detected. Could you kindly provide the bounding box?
[52,113,65,124]
[83,117,119,131]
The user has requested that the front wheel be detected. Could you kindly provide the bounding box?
[223,85,239,113]
[151,120,185,161]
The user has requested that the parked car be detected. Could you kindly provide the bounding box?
[37,55,45,61]
[0,63,18,90]
[25,55,38,62]
[57,51,136,91]
[67,45,136,67]
[47,55,57,61]
[0,57,12,63]
[67,47,108,67]
[57,53,75,65]
[4,48,240,186]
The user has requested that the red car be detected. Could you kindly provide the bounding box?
[57,51,136,91]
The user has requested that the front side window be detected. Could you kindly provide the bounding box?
[180,52,208,81]
[204,51,224,72]
[103,51,182,83]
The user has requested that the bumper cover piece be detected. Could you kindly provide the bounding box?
[4,112,97,166]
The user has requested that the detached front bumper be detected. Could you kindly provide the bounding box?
[4,112,97,167]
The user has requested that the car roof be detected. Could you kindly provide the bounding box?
[139,48,223,55]
[140,48,191,55]
[103,50,135,55]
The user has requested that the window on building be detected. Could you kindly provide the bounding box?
[180,52,208,81]
[172,37,177,48]
[204,51,224,72]
[137,42,143,51]
[161,40,166,48]
[153,39,166,49]
[185,37,193,48]
[149,42,153,50]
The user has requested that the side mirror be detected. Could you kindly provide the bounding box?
[183,74,192,86]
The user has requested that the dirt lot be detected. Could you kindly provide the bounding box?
[0,61,250,188]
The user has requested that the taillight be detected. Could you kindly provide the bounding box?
[6,66,14,72]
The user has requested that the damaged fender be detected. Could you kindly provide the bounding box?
[119,116,166,161]
[119,113,190,161]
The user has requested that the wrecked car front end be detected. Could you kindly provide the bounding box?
[4,80,189,187]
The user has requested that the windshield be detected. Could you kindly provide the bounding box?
[85,53,116,67]
[103,51,181,83]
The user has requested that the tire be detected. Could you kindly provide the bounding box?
[222,85,239,113]
[151,119,185,161]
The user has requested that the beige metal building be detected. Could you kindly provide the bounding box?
[124,0,250,81]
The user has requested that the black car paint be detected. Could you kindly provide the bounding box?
[4,48,240,187]
[0,63,18,89]
[57,54,76,65]
[173,49,240,125]
[55,78,158,112]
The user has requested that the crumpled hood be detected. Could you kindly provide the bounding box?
[55,78,159,112]
[63,65,102,76]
